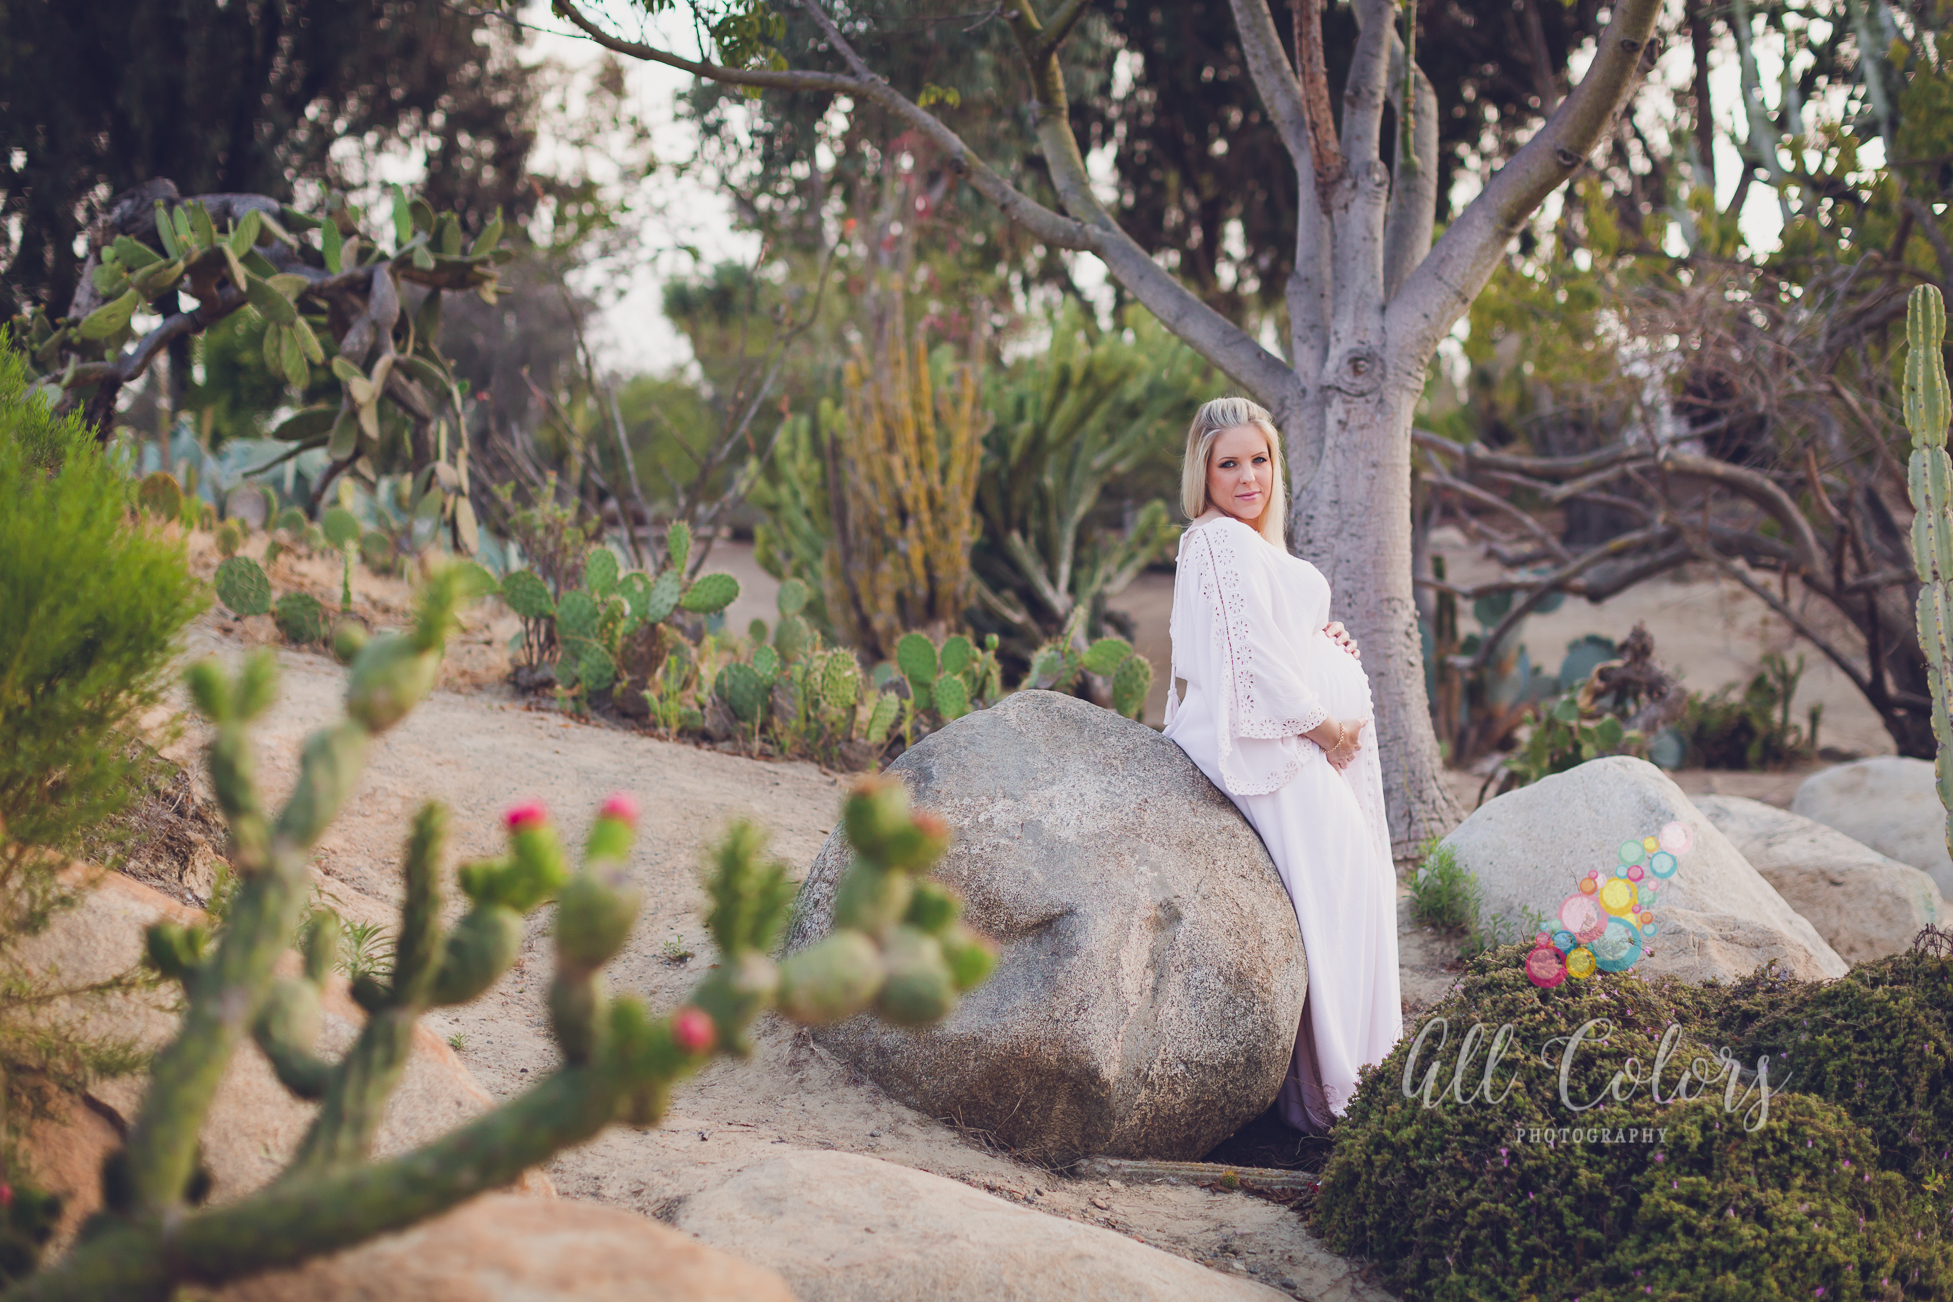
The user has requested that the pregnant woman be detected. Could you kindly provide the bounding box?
[1161,397,1402,1134]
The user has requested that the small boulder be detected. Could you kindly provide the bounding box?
[786,690,1307,1163]
[216,1193,794,1302]
[672,1149,1287,1302]
[1792,757,1953,898]
[1695,794,1945,964]
[1440,757,1847,983]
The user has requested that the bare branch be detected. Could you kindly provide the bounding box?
[1387,0,1662,361]
[1466,524,1675,671]
[1029,0,1096,62]
[1229,0,1313,167]
[1339,0,1395,178]
[1291,0,1345,186]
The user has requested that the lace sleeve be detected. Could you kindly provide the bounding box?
[1180,522,1328,796]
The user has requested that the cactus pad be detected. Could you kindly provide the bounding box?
[1112,652,1154,720]
[583,548,619,598]
[138,471,184,519]
[1081,637,1133,676]
[642,569,682,623]
[938,635,974,678]
[576,644,617,694]
[214,556,273,617]
[273,592,328,645]
[618,571,653,621]
[773,614,810,660]
[275,506,308,534]
[680,571,740,614]
[500,570,554,619]
[359,531,395,574]
[932,674,972,720]
[863,691,900,745]
[716,662,767,725]
[819,651,860,713]
[752,645,781,682]
[776,577,809,618]
[895,632,938,688]
[216,520,243,557]
[665,520,693,574]
[321,506,362,550]
[556,590,601,640]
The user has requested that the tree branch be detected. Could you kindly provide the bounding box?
[1387,0,1662,361]
[1028,0,1096,62]
[1230,0,1313,168]
[1382,22,1439,298]
[1291,0,1345,186]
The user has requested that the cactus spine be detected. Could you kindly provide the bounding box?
[1906,285,1953,870]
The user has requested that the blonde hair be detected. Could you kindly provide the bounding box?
[1180,396,1287,548]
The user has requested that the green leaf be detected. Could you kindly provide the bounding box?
[1080,637,1132,677]
[322,218,344,273]
[78,289,140,341]
[500,570,555,619]
[111,235,161,270]
[470,208,504,258]
[246,274,296,326]
[271,406,338,443]
[280,325,309,387]
[229,209,264,254]
[679,572,740,614]
[187,201,216,249]
[154,201,181,259]
[326,408,359,461]
[391,186,413,250]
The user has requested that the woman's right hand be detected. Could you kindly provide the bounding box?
[1306,717,1368,771]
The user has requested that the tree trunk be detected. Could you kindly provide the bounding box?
[1289,366,1461,859]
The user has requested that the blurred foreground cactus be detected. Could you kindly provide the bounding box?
[1,563,990,1300]
[1906,285,1953,870]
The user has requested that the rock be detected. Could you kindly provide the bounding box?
[1440,757,1847,983]
[15,870,553,1211]
[1694,795,1946,964]
[785,690,1306,1163]
[1792,757,1953,898]
[216,1192,794,1302]
[672,1149,1287,1302]
[23,1092,122,1252]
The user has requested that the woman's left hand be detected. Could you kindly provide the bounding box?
[1325,621,1361,661]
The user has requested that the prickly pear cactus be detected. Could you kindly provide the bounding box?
[777,578,809,618]
[137,471,185,520]
[680,571,740,614]
[716,662,767,725]
[216,520,243,558]
[666,519,694,574]
[321,506,362,550]
[1081,637,1133,677]
[895,633,939,710]
[499,570,555,619]
[214,556,273,618]
[1112,653,1153,721]
[273,592,327,646]
[1906,284,1953,866]
[863,690,901,745]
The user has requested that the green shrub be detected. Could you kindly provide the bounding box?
[0,336,207,859]
[1312,945,1953,1300]
[1409,838,1479,932]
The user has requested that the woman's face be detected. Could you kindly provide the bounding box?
[1205,424,1274,524]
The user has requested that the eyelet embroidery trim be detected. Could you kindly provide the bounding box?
[1181,519,1328,796]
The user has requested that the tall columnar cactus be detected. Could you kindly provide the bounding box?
[3,567,991,1301]
[1906,284,1953,870]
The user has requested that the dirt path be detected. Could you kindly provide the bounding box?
[159,632,1382,1299]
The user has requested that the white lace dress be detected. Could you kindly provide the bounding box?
[1161,515,1402,1126]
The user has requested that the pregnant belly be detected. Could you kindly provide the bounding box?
[1310,633,1375,721]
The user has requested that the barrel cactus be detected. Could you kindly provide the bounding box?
[1,565,992,1301]
[1906,284,1953,867]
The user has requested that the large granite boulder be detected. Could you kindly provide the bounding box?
[1695,794,1946,964]
[672,1149,1288,1302]
[1440,757,1847,983]
[785,690,1307,1163]
[1792,757,1953,898]
[218,1193,795,1302]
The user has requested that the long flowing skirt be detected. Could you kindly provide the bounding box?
[1166,671,1401,1127]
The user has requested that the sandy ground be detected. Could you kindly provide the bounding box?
[147,522,1889,1298]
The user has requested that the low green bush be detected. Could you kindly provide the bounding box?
[1312,944,1953,1299]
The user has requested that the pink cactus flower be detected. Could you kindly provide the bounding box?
[600,792,641,826]
[672,1006,716,1054]
[504,800,549,832]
